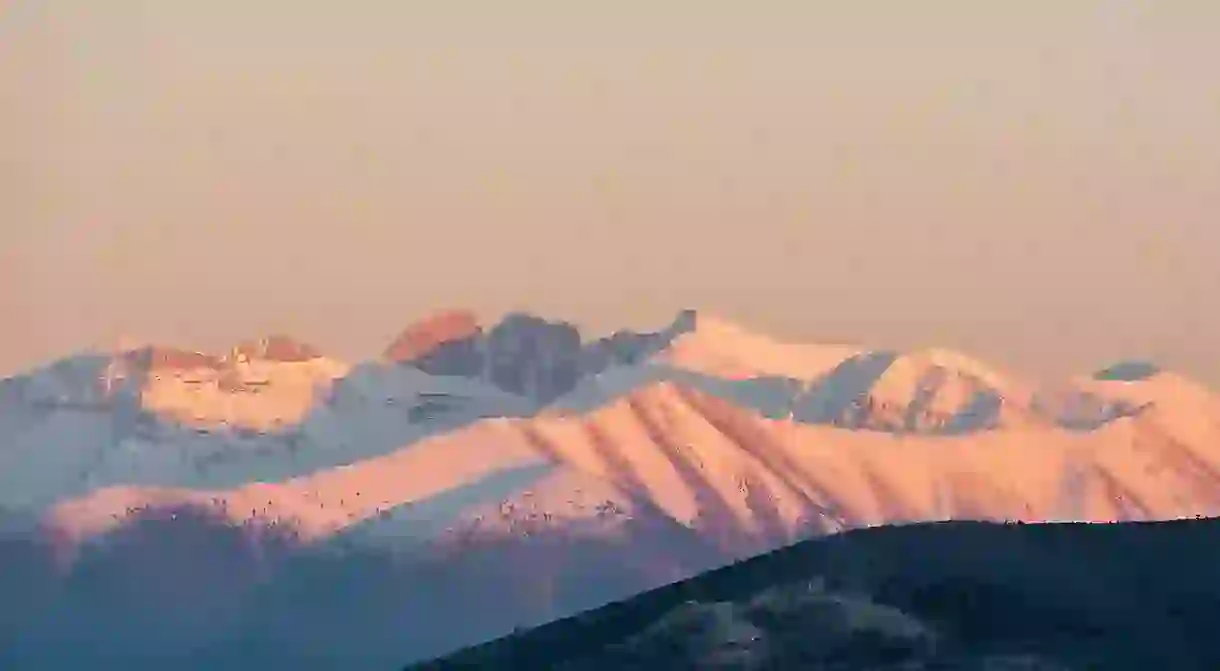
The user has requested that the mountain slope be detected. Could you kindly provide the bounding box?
[2,309,1219,668]
[38,375,1220,556]
[0,309,1156,508]
[412,517,1220,670]
[10,375,1217,667]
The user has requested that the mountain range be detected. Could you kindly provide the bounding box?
[1,309,1217,669]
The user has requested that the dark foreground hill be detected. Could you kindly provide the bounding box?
[409,518,1220,670]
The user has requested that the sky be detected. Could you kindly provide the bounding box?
[2,1,1218,385]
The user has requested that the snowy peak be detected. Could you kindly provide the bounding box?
[658,312,862,380]
[79,341,347,430]
[836,348,1042,433]
[777,349,1006,434]
[642,314,1036,434]
[651,318,1151,434]
[5,310,1215,443]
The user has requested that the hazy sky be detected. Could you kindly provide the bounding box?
[2,1,1218,384]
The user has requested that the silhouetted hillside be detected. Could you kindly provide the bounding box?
[411,518,1220,670]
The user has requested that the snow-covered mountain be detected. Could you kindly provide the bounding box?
[0,309,1216,669]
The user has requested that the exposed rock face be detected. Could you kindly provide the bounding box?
[384,311,483,366]
[579,310,698,376]
[232,336,321,363]
[485,314,584,401]
[126,347,223,373]
[1095,360,1161,382]
[384,310,700,403]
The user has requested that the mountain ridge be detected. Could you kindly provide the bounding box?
[3,308,1191,433]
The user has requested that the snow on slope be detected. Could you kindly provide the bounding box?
[0,311,1177,515]
[137,352,347,431]
[555,313,1108,435]
[39,374,1220,570]
[4,310,1220,668]
[0,352,537,512]
[656,312,861,380]
[1072,366,1220,451]
[18,375,1220,668]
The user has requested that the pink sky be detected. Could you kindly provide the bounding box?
[2,2,1218,384]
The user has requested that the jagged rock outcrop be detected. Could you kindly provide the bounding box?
[232,335,321,363]
[125,347,223,373]
[384,310,483,368]
[384,310,699,403]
